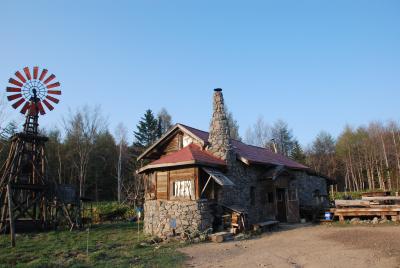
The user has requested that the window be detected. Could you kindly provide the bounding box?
[267,192,274,203]
[178,134,183,149]
[288,189,298,201]
[145,173,156,199]
[172,180,194,199]
[250,187,255,206]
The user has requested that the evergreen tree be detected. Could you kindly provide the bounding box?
[134,109,159,149]
[270,120,295,156]
[290,140,306,164]
[227,110,241,141]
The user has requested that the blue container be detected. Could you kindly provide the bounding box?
[324,212,332,220]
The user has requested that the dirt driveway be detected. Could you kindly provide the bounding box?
[180,224,400,268]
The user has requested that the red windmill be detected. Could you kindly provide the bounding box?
[6,66,61,116]
[1,68,78,247]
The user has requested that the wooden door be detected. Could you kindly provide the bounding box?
[276,188,287,222]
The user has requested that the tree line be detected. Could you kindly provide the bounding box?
[245,117,400,192]
[1,99,399,204]
[0,105,173,205]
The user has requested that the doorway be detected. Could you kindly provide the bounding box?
[276,188,287,222]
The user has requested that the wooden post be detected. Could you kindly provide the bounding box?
[7,184,16,247]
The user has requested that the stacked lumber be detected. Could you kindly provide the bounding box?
[331,194,400,222]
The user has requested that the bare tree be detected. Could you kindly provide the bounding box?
[115,122,128,203]
[244,116,271,147]
[157,108,173,136]
[63,105,106,197]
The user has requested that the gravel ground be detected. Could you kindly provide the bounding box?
[180,224,400,268]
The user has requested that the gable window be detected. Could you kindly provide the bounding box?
[172,180,194,199]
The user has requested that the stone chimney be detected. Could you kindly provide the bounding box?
[208,88,233,162]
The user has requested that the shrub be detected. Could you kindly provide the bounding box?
[91,202,137,223]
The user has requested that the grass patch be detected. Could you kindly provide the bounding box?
[0,223,186,268]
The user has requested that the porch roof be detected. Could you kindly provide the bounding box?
[202,167,235,186]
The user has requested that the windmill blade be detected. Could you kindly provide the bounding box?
[7,94,22,101]
[6,87,21,93]
[42,99,54,111]
[23,67,32,80]
[46,82,60,89]
[47,90,61,95]
[39,69,48,81]
[20,102,30,114]
[43,74,55,84]
[9,78,23,87]
[36,101,46,115]
[33,66,39,79]
[46,95,59,104]
[12,98,25,109]
[15,71,27,83]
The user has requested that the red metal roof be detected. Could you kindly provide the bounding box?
[181,124,308,170]
[148,143,226,167]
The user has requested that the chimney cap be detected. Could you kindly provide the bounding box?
[214,88,222,92]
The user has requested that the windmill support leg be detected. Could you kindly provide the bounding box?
[7,184,16,247]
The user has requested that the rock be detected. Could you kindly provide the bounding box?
[234,233,247,241]
[350,218,360,224]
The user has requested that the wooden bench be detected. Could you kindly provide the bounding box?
[253,220,279,232]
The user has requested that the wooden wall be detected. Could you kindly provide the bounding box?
[158,132,204,156]
[156,171,168,200]
[162,133,183,155]
[150,167,199,200]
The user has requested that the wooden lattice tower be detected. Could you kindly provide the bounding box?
[0,67,78,246]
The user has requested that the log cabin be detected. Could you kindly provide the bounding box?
[138,89,332,237]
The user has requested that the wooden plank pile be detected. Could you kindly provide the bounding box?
[331,192,400,222]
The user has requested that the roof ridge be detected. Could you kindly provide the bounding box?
[177,123,250,144]
[177,123,274,152]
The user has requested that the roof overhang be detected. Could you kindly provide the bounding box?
[137,160,225,174]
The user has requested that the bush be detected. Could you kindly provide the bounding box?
[91,202,137,223]
[332,191,363,200]
[332,189,400,200]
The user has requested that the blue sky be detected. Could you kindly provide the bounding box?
[0,1,399,146]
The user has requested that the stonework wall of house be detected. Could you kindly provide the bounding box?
[291,171,329,208]
[218,161,275,224]
[144,199,213,237]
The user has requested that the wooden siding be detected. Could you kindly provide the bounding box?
[158,132,204,157]
[163,133,183,155]
[156,171,168,200]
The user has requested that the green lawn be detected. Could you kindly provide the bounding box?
[0,223,186,268]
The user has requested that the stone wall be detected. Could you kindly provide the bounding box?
[291,171,329,208]
[144,199,213,237]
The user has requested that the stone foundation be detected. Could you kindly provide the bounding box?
[144,199,213,237]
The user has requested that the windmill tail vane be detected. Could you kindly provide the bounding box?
[6,66,61,116]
